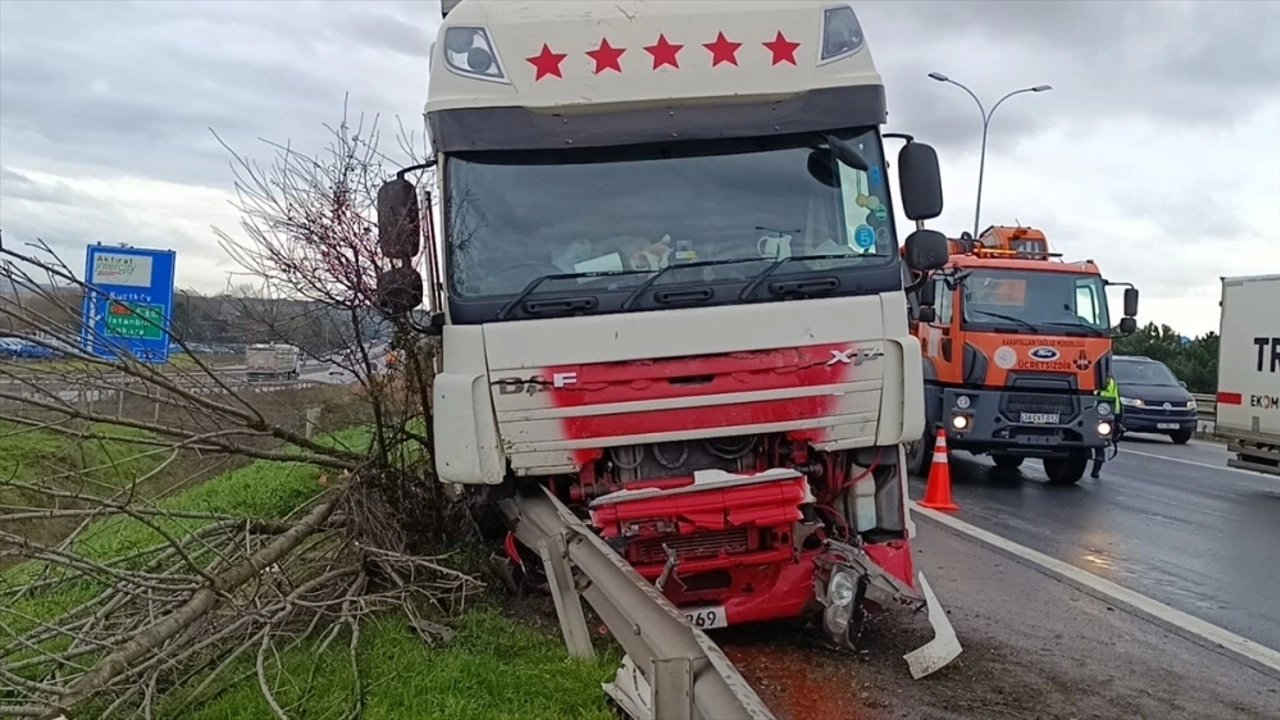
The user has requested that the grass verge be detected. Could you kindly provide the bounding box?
[1,424,617,719]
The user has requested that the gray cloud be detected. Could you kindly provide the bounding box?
[0,0,1276,334]
[861,0,1280,152]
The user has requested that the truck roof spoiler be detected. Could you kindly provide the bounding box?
[442,0,461,17]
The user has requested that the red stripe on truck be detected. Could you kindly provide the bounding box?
[1217,391,1243,405]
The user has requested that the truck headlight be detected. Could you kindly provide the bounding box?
[819,5,865,64]
[1097,403,1112,417]
[955,395,972,410]
[1098,421,1113,437]
[1120,397,1144,408]
[951,415,970,430]
[829,570,857,607]
[442,26,508,83]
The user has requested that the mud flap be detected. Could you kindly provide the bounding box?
[903,571,962,679]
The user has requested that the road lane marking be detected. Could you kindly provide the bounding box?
[1118,446,1271,478]
[911,502,1280,678]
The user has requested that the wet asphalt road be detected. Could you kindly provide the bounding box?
[909,434,1280,653]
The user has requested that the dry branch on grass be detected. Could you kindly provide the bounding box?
[0,109,477,718]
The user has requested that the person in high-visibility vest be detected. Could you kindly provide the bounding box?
[1091,376,1122,478]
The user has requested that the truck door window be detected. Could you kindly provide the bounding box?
[1074,280,1103,326]
[936,282,954,324]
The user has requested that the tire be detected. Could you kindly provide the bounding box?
[1043,453,1088,485]
[992,454,1024,470]
[906,430,935,477]
[1169,430,1193,445]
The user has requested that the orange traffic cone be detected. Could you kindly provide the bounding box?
[919,428,959,512]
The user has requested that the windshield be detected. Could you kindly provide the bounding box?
[1112,359,1181,386]
[444,127,900,321]
[960,269,1110,334]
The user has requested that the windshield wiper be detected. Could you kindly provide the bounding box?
[739,253,887,300]
[498,269,650,320]
[966,308,1040,333]
[1040,320,1107,336]
[620,257,773,310]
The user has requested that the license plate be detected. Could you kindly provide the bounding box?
[1157,422,1179,430]
[681,605,728,630]
[1020,412,1060,425]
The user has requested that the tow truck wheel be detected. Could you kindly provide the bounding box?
[1042,453,1088,485]
[992,454,1024,470]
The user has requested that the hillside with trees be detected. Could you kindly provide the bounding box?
[1113,322,1219,394]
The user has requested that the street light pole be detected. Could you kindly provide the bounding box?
[928,72,1052,238]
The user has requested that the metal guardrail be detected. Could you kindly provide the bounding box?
[499,486,775,720]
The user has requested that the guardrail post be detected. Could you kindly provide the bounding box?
[304,406,321,440]
[538,532,595,659]
[651,656,695,720]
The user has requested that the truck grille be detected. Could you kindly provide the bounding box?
[1001,393,1078,421]
[630,528,753,565]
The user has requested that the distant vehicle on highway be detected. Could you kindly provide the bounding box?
[1112,355,1197,444]
[0,337,58,360]
[1214,274,1280,475]
[245,343,300,382]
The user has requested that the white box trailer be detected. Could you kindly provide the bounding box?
[1215,274,1280,475]
[245,343,300,382]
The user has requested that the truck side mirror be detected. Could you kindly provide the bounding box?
[377,265,424,316]
[1123,287,1139,317]
[916,306,937,323]
[918,277,938,307]
[1118,317,1137,335]
[904,229,949,272]
[897,142,943,221]
[377,178,423,259]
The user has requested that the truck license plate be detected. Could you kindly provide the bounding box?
[682,606,727,630]
[1020,412,1060,425]
[1157,422,1179,430]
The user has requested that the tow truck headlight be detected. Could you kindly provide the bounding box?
[951,414,970,431]
[1098,421,1113,437]
[819,5,865,64]
[1120,397,1144,408]
[1097,403,1112,417]
[442,26,508,83]
[955,395,972,410]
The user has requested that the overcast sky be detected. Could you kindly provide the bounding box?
[1,0,1277,335]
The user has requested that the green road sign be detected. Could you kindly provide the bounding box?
[105,301,165,340]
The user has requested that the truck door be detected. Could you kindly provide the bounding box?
[922,284,962,384]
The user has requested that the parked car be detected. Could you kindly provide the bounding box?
[1112,355,1198,444]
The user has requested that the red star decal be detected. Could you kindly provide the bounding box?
[586,38,625,74]
[527,43,567,80]
[703,31,742,67]
[644,33,683,69]
[763,31,800,66]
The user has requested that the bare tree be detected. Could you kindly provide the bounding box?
[0,107,473,719]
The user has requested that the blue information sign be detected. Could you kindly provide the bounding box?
[80,244,176,364]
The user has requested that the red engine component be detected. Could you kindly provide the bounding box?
[588,468,823,624]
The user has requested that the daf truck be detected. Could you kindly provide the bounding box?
[375,0,959,678]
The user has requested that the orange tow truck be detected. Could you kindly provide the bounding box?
[906,226,1140,484]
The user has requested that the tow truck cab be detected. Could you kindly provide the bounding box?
[907,226,1140,484]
